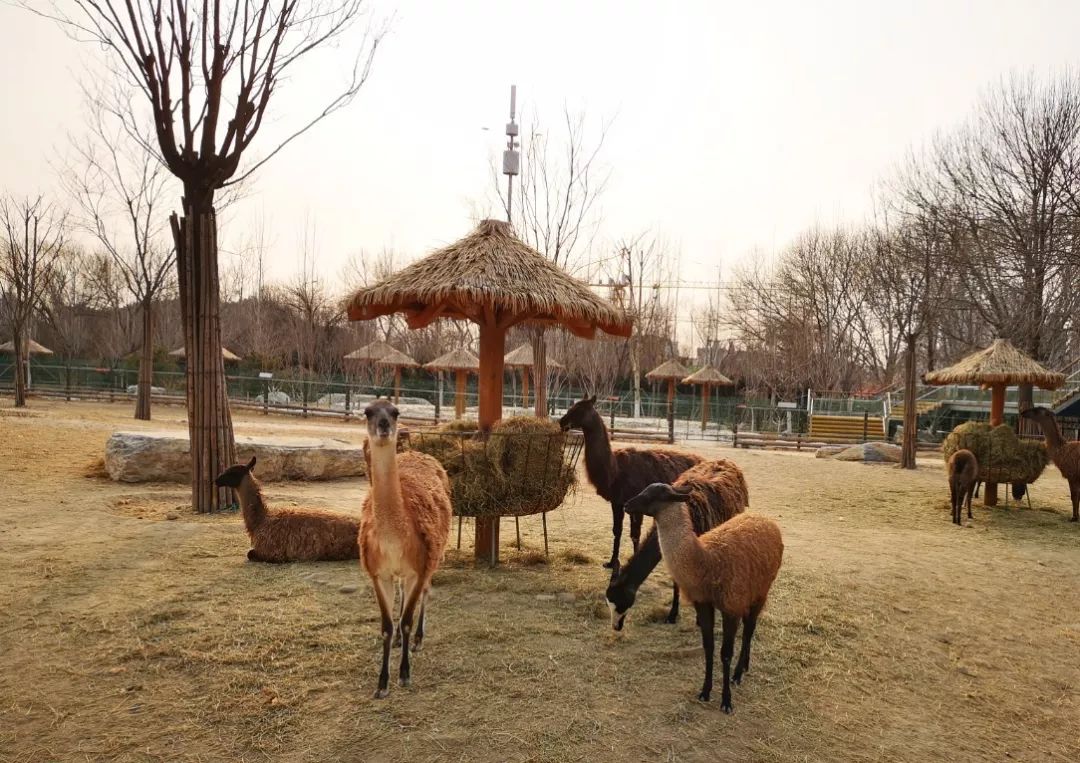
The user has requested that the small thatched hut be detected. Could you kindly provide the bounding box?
[374,347,419,404]
[924,338,1063,505]
[169,346,241,362]
[682,366,733,431]
[504,342,564,408]
[646,358,691,408]
[425,347,479,419]
[0,338,54,356]
[343,340,397,363]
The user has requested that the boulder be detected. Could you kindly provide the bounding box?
[832,442,903,464]
[255,390,291,405]
[815,445,848,459]
[125,385,166,395]
[105,430,365,483]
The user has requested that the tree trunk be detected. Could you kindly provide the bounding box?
[12,329,27,407]
[1017,383,1036,435]
[532,327,547,418]
[901,333,917,470]
[135,299,154,420]
[171,198,236,513]
[630,336,641,418]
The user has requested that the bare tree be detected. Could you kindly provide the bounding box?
[0,197,67,406]
[493,106,612,416]
[65,102,175,419]
[34,1,383,510]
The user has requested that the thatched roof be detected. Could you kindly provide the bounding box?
[168,346,241,361]
[346,219,632,339]
[923,339,1064,390]
[646,358,690,381]
[0,339,53,355]
[425,347,479,372]
[343,340,397,362]
[374,348,419,369]
[503,343,564,369]
[682,366,733,386]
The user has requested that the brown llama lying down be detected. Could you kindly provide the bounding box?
[947,449,978,526]
[625,483,783,714]
[214,457,360,562]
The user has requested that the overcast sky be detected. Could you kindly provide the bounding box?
[3,1,1080,347]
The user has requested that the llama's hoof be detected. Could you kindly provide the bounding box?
[373,687,389,700]
[1070,516,1079,523]
[246,549,259,561]
[721,699,734,715]
[411,641,423,653]
[602,559,615,570]
[733,668,746,685]
[399,675,411,688]
[664,614,678,625]
[697,690,710,702]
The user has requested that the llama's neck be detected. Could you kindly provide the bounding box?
[654,505,707,579]
[367,439,405,524]
[236,475,267,535]
[580,408,617,496]
[612,529,662,590]
[1035,416,1067,455]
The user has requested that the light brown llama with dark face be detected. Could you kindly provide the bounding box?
[1021,407,1080,521]
[360,400,452,698]
[214,457,359,562]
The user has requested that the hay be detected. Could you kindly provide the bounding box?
[942,422,1049,484]
[411,416,576,517]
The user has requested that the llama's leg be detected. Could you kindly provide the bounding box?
[966,484,975,519]
[398,577,425,687]
[733,602,763,685]
[393,579,404,647]
[665,584,680,624]
[719,611,739,714]
[371,576,395,699]
[604,502,624,571]
[694,602,715,702]
[412,591,429,653]
[247,549,264,562]
[974,481,981,498]
[950,483,958,525]
[629,512,643,553]
[1070,481,1079,522]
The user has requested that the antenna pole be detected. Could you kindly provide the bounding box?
[503,85,519,225]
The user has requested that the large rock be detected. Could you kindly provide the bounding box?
[815,445,848,459]
[255,390,291,405]
[105,430,365,483]
[832,441,903,463]
[125,385,166,395]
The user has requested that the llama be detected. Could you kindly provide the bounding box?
[558,395,703,571]
[1020,406,1080,521]
[625,483,783,713]
[607,459,749,630]
[360,400,453,698]
[947,449,978,526]
[214,457,360,562]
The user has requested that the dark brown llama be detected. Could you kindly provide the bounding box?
[214,457,360,562]
[1021,407,1080,521]
[559,395,704,571]
[946,449,978,526]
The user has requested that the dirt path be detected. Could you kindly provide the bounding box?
[2,399,1078,762]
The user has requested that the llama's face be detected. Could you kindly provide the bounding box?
[214,456,256,488]
[624,482,693,518]
[558,395,598,431]
[365,400,400,446]
[1020,406,1052,425]
[605,581,637,631]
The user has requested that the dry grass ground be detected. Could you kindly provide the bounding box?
[2,398,1079,762]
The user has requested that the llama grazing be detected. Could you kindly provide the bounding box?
[213,457,360,562]
[558,395,703,571]
[360,400,453,698]
[625,483,783,713]
[1020,406,1080,521]
[607,459,749,630]
[947,449,978,526]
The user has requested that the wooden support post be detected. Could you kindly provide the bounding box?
[985,383,1006,507]
[667,379,675,406]
[455,369,466,419]
[393,366,402,404]
[475,319,506,565]
[521,366,530,408]
[701,384,711,431]
[667,404,675,444]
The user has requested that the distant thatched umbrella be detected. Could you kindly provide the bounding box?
[0,338,54,355]
[924,338,1064,506]
[683,366,733,431]
[504,343,564,408]
[646,358,691,408]
[347,218,631,564]
[169,346,241,362]
[343,340,397,363]
[425,347,479,419]
[374,348,419,404]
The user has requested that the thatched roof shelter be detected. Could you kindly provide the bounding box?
[0,339,53,355]
[371,348,418,404]
[343,340,397,362]
[347,218,632,563]
[682,366,733,431]
[923,339,1064,390]
[169,346,240,362]
[425,347,479,419]
[646,359,690,405]
[503,343,564,370]
[924,338,1063,506]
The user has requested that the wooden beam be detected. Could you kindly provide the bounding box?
[455,369,466,419]
[406,301,448,329]
[985,383,1006,507]
[475,319,506,565]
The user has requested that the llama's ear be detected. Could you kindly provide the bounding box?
[246,456,256,471]
[587,394,597,405]
[671,484,694,501]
